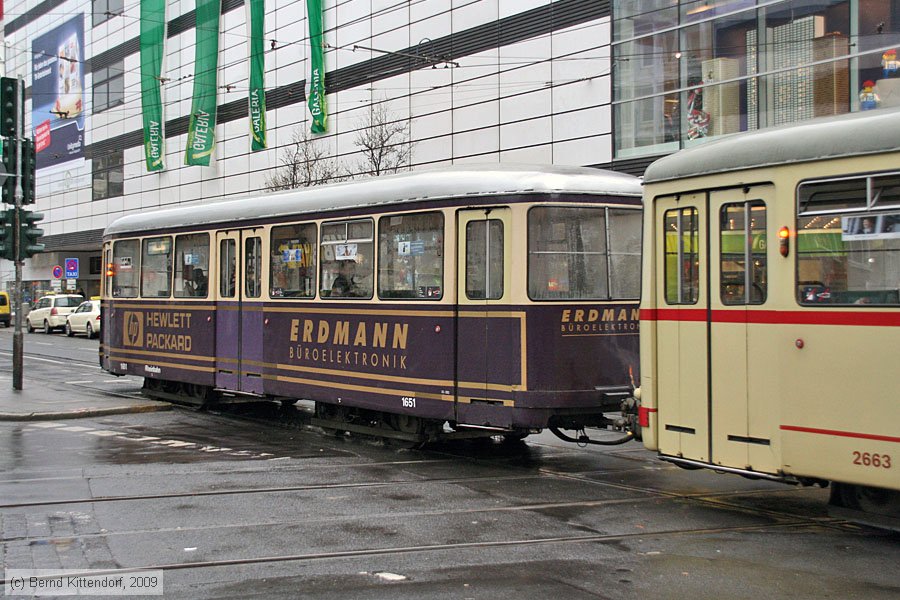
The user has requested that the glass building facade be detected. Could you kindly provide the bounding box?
[613,0,900,158]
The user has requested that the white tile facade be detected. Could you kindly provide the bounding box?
[4,0,613,241]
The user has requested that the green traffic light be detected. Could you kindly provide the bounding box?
[0,77,19,139]
[18,208,44,260]
[0,208,14,261]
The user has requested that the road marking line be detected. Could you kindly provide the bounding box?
[57,426,94,432]
[29,422,64,428]
[86,430,121,437]
[65,380,94,384]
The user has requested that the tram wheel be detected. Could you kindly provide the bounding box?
[390,413,424,435]
[186,383,208,401]
[501,431,530,442]
[833,483,900,516]
[144,378,163,392]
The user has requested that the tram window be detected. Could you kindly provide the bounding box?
[466,219,504,300]
[220,239,236,298]
[797,210,900,306]
[800,173,900,214]
[609,209,642,299]
[320,219,374,299]
[377,212,443,300]
[271,224,317,298]
[111,239,139,298]
[245,237,262,298]
[174,234,210,298]
[528,207,608,300]
[140,236,172,298]
[664,207,699,304]
[720,202,767,305]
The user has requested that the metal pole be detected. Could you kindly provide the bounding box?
[12,75,22,390]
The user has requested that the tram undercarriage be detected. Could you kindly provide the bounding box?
[140,377,639,446]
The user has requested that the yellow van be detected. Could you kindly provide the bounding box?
[0,291,10,327]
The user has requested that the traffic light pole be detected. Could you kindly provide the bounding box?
[12,75,23,391]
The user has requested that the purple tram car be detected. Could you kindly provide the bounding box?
[101,165,642,443]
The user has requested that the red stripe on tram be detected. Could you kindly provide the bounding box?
[781,425,900,444]
[641,309,900,327]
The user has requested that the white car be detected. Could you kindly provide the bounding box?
[65,299,101,339]
[26,294,84,334]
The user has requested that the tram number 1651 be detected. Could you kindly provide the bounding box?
[853,451,892,469]
[401,397,416,408]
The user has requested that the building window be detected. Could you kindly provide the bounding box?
[611,0,884,159]
[93,0,124,27]
[93,61,124,113]
[92,148,123,200]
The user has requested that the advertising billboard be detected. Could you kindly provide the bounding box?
[31,14,86,172]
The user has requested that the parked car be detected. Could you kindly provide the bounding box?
[65,299,101,339]
[0,291,9,327]
[26,294,84,334]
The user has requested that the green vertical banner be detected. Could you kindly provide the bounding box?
[307,0,327,133]
[248,0,267,150]
[185,0,222,166]
[140,0,167,172]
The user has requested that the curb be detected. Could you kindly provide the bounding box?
[0,403,173,422]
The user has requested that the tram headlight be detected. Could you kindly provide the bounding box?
[778,226,790,257]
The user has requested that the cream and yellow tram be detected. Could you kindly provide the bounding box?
[639,108,900,526]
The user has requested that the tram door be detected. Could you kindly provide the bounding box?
[456,208,513,426]
[214,229,265,394]
[652,195,710,461]
[709,188,777,472]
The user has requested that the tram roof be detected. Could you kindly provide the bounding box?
[642,107,900,184]
[105,164,641,236]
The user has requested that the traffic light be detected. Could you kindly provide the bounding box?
[0,77,18,138]
[20,139,35,205]
[18,208,44,260]
[1,139,14,205]
[0,209,14,260]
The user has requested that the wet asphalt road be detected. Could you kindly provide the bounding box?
[0,331,898,599]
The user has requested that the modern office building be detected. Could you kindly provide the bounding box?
[2,0,897,299]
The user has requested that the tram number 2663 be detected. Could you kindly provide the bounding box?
[852,451,892,469]
[401,396,416,408]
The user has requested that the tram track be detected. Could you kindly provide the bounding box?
[0,519,825,587]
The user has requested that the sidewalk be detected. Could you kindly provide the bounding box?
[0,374,172,421]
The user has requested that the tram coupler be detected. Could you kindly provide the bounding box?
[549,426,634,446]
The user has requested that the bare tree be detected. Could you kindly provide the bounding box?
[352,103,413,177]
[265,127,340,191]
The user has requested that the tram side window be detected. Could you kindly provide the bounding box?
[466,219,504,300]
[720,202,767,305]
[320,219,374,299]
[798,174,900,306]
[377,212,443,300]
[528,207,607,300]
[174,234,210,298]
[270,224,316,298]
[245,237,262,298]
[798,210,900,306]
[664,208,700,304]
[141,237,172,298]
[111,239,140,298]
[220,239,236,298]
[608,209,642,299]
